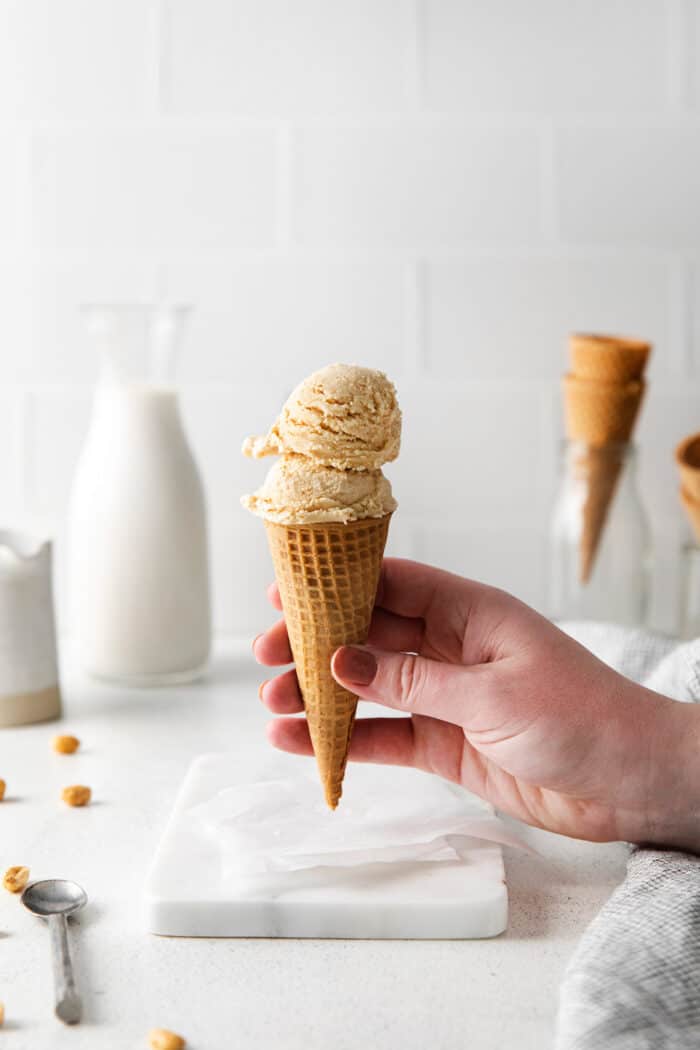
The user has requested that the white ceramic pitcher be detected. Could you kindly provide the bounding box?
[0,530,62,727]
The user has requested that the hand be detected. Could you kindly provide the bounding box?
[254,558,700,850]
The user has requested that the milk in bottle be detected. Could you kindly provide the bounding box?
[69,306,211,684]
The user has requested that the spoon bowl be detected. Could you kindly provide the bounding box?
[22,879,87,918]
[21,879,87,1025]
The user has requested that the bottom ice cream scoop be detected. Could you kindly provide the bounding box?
[242,455,396,525]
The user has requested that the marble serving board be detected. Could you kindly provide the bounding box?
[144,753,508,939]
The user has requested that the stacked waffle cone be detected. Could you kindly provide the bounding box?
[563,334,651,582]
[676,433,700,543]
[242,365,400,809]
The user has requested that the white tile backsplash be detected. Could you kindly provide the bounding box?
[31,128,278,262]
[164,0,411,114]
[182,383,290,517]
[0,0,155,118]
[424,256,679,381]
[414,525,545,610]
[0,0,697,636]
[556,125,700,251]
[24,389,92,518]
[689,0,700,109]
[0,391,25,524]
[290,124,541,251]
[213,511,276,638]
[162,261,408,385]
[0,131,31,261]
[392,381,551,527]
[688,263,700,375]
[27,264,157,386]
[422,0,668,113]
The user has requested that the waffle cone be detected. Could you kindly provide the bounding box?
[265,514,391,809]
[563,375,645,446]
[574,446,625,582]
[570,334,650,384]
[680,488,700,544]
[676,433,700,503]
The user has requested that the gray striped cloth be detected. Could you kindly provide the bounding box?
[555,624,700,1050]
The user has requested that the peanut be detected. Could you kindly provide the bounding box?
[53,735,80,754]
[0,778,5,801]
[149,1028,186,1050]
[61,785,91,807]
[3,866,29,894]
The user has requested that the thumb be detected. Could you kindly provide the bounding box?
[331,645,482,727]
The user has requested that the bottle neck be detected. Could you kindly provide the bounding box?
[82,305,190,389]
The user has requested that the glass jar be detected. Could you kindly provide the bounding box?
[680,544,700,639]
[69,305,211,685]
[548,441,650,626]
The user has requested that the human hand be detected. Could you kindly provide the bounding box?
[254,559,700,851]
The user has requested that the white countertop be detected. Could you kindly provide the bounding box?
[1,644,627,1050]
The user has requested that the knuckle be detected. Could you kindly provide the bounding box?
[396,654,425,710]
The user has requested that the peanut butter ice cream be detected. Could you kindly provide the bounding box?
[242,364,400,525]
[242,455,396,525]
[242,363,401,471]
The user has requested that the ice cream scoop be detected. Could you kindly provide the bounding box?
[242,363,401,471]
[242,455,396,525]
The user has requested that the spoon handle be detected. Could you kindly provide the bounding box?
[48,913,81,1025]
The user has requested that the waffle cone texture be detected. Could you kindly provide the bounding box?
[563,334,650,583]
[265,514,390,809]
[563,376,645,447]
[563,376,645,582]
[573,447,625,584]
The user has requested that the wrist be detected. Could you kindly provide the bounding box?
[635,696,700,853]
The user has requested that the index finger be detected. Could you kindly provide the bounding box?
[267,581,283,611]
[376,558,477,619]
[255,605,424,667]
[266,558,470,657]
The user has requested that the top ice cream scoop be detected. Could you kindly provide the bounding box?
[242,363,401,471]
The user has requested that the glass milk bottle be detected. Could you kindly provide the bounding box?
[548,441,650,626]
[69,306,211,685]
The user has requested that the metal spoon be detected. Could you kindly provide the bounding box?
[21,879,87,1025]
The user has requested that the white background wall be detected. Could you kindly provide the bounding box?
[1,0,698,637]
